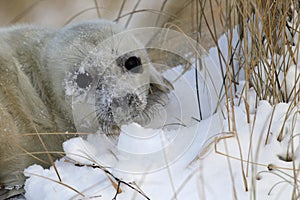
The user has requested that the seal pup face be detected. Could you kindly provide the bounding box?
[96,52,149,125]
[44,20,173,135]
[69,49,152,133]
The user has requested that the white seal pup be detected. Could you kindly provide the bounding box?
[0,20,172,198]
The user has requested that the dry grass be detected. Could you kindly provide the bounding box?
[205,0,300,199]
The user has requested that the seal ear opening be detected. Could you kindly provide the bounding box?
[149,65,174,93]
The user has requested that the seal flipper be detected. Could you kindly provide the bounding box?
[0,187,25,200]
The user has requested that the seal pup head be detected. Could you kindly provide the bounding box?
[43,20,173,135]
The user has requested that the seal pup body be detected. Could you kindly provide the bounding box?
[0,20,172,198]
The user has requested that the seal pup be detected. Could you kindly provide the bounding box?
[0,20,172,198]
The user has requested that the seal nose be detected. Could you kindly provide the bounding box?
[112,94,140,108]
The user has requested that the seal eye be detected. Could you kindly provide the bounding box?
[76,72,93,88]
[124,56,142,73]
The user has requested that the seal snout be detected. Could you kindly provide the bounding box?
[110,93,146,124]
[111,93,145,112]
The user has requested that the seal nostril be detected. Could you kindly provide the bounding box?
[128,95,135,106]
[125,94,138,106]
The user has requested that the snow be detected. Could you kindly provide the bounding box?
[23,95,300,199]
[23,113,221,199]
[199,99,300,199]
[22,28,300,200]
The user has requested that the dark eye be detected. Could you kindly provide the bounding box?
[124,56,142,73]
[76,72,93,88]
